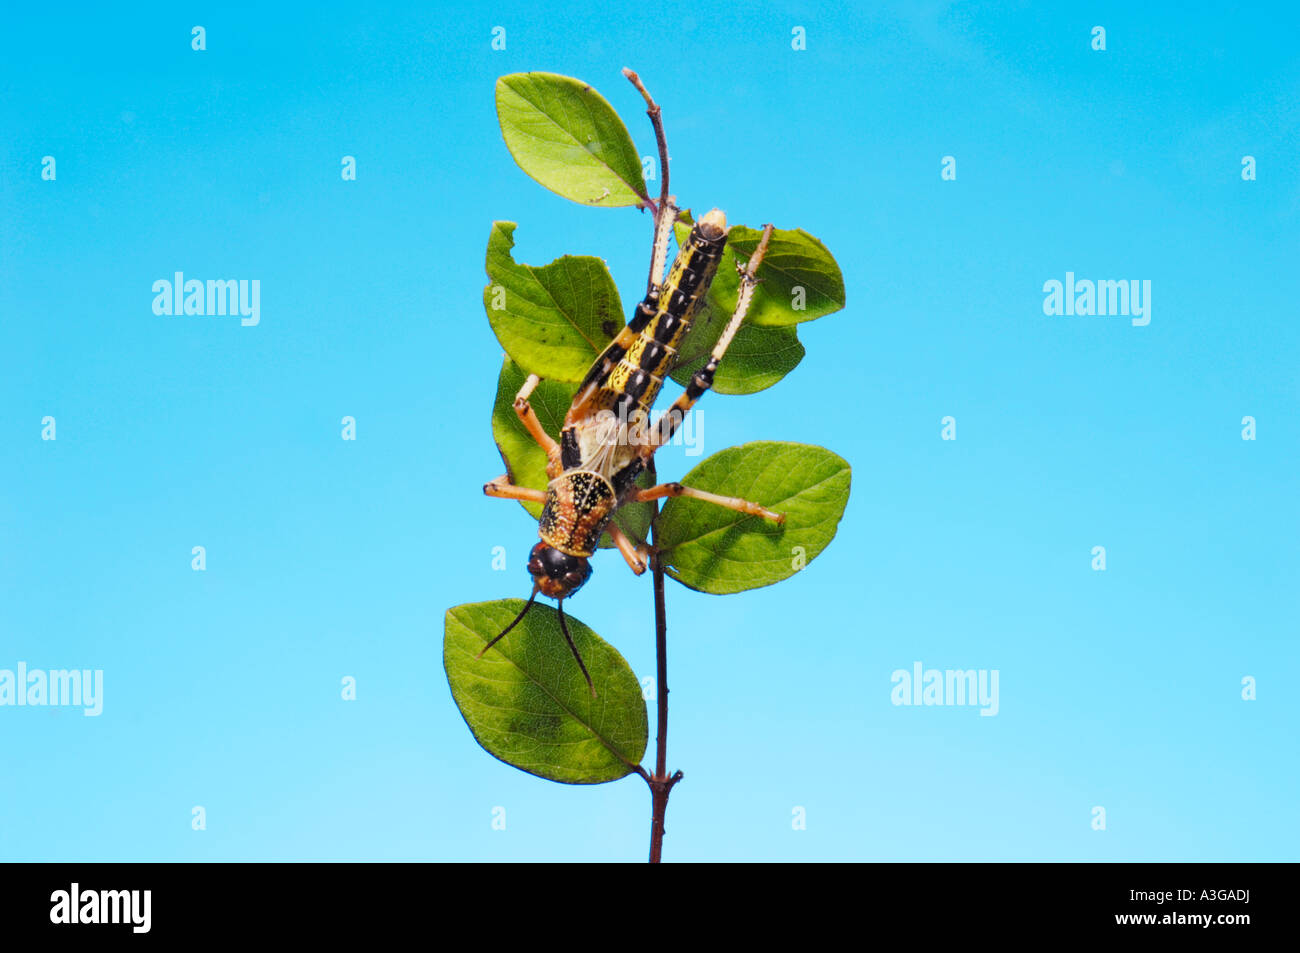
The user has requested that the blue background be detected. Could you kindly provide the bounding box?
[2,1,1296,861]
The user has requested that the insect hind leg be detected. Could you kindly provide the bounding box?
[639,224,776,459]
[633,481,784,524]
[512,373,562,477]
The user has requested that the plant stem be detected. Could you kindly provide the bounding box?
[625,69,683,864]
[625,68,676,308]
[644,459,682,863]
[623,67,670,213]
[652,536,668,783]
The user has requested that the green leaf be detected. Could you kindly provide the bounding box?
[675,214,845,329]
[484,222,624,381]
[607,469,654,547]
[496,72,647,207]
[653,441,851,594]
[444,600,648,784]
[728,226,845,327]
[490,357,653,546]
[669,299,805,395]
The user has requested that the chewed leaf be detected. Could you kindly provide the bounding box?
[444,600,648,784]
[484,222,624,381]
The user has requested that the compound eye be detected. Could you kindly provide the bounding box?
[564,570,585,587]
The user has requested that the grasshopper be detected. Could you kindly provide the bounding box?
[480,71,784,695]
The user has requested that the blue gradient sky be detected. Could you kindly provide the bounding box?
[2,1,1296,861]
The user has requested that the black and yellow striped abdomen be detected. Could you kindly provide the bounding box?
[571,211,729,425]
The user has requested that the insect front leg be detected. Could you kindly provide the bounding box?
[483,476,547,503]
[638,224,776,461]
[512,373,562,477]
[606,520,652,575]
[632,481,785,524]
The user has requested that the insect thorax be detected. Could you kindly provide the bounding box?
[538,470,617,557]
